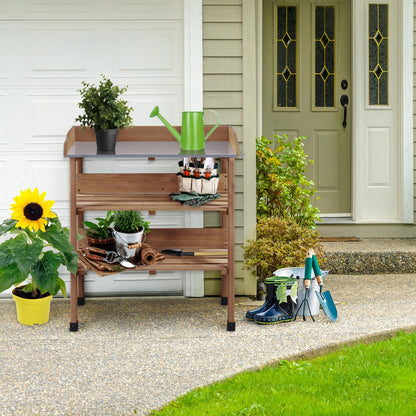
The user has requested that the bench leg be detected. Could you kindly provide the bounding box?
[227,268,235,331]
[70,272,79,332]
[221,270,228,305]
[77,271,85,305]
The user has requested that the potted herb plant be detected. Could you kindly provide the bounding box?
[113,210,150,261]
[75,74,133,152]
[0,188,78,325]
[83,210,115,249]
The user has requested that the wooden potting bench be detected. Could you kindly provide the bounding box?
[64,126,238,332]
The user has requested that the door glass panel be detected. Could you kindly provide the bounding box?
[315,6,335,108]
[368,4,388,105]
[274,5,297,109]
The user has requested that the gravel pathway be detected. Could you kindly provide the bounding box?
[1,273,415,415]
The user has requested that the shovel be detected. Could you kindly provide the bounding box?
[161,249,227,256]
[312,254,337,322]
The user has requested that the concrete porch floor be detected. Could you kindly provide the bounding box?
[0,272,415,415]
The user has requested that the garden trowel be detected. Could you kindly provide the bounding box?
[312,254,337,321]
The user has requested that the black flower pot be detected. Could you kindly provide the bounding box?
[94,128,119,152]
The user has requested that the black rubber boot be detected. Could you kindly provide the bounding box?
[254,281,296,324]
[246,277,277,320]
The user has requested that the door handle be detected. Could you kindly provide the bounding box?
[340,94,349,128]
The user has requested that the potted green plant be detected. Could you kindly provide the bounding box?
[82,210,115,248]
[75,74,133,152]
[113,210,150,261]
[0,187,78,325]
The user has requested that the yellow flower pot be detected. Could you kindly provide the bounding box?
[12,289,53,326]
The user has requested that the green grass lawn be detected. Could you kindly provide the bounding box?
[150,331,416,416]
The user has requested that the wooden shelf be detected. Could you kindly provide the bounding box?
[64,125,237,332]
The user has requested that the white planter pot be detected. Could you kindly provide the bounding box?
[113,228,144,261]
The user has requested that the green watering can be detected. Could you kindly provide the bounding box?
[150,106,220,152]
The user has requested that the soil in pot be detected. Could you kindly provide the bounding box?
[12,287,51,299]
[87,236,116,251]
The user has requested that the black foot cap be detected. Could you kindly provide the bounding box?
[227,321,236,331]
[78,297,85,306]
[221,297,228,306]
[69,321,79,332]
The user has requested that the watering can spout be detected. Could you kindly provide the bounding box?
[150,106,182,144]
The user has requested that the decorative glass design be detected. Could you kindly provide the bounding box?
[275,5,297,108]
[369,4,388,105]
[315,6,335,107]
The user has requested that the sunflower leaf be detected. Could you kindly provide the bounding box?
[31,251,62,296]
[0,264,26,293]
[39,221,78,275]
[0,219,18,236]
[0,235,43,276]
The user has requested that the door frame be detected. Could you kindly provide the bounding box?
[254,0,413,223]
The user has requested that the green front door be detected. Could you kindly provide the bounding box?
[262,0,351,215]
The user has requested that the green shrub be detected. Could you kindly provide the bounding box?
[256,135,320,228]
[113,211,150,234]
[243,217,324,282]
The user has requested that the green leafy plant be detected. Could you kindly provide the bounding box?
[243,217,324,282]
[75,74,133,130]
[0,188,78,298]
[113,211,150,234]
[256,134,320,228]
[83,211,115,240]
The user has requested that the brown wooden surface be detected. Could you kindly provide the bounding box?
[145,228,228,249]
[76,173,228,194]
[63,125,238,156]
[75,194,229,213]
[65,126,237,331]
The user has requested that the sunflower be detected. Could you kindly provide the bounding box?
[11,187,56,232]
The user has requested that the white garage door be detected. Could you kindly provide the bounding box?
[0,0,204,297]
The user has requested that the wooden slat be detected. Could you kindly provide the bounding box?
[146,228,228,249]
[79,255,228,273]
[75,193,229,212]
[65,125,232,144]
[76,173,228,194]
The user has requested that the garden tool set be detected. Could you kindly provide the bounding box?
[83,244,165,270]
[295,249,316,321]
[84,246,136,269]
[312,252,337,321]
[246,249,337,324]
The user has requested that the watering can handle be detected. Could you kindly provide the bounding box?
[204,110,220,141]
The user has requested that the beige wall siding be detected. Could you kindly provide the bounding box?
[203,0,255,295]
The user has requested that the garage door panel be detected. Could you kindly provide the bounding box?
[0,29,5,78]
[0,0,200,297]
[25,94,79,145]
[26,28,94,77]
[112,24,182,79]
[0,94,5,144]
[1,22,184,86]
[1,0,182,20]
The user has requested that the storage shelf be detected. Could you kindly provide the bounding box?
[64,125,237,332]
